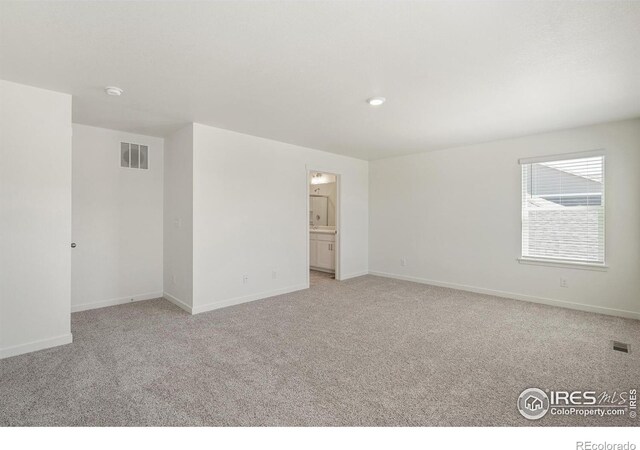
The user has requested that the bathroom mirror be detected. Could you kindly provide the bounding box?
[309,173,337,227]
[309,196,328,226]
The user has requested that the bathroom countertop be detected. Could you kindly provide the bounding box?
[310,228,337,234]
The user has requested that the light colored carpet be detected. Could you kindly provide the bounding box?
[1,274,638,426]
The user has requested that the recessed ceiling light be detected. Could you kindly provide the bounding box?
[367,97,386,106]
[105,86,123,96]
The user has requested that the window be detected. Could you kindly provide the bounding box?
[520,152,605,265]
[120,142,149,169]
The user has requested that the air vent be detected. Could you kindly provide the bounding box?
[612,341,629,353]
[120,142,148,169]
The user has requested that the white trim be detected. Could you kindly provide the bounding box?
[339,270,369,280]
[192,283,307,315]
[517,257,608,271]
[71,291,164,312]
[518,149,605,165]
[0,333,73,360]
[368,271,640,321]
[163,292,193,314]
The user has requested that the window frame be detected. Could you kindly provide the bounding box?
[518,150,607,270]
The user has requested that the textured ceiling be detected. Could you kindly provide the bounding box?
[1,1,639,160]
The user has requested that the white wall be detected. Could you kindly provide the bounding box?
[71,124,164,312]
[191,123,368,314]
[163,124,194,311]
[370,119,640,319]
[0,80,73,358]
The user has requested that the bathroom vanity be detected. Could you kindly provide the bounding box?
[309,229,336,273]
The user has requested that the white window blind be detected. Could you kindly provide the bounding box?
[521,153,605,264]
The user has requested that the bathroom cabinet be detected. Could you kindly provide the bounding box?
[309,232,335,272]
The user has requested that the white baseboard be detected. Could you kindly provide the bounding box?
[369,271,640,321]
[192,283,308,315]
[163,291,193,314]
[339,270,369,281]
[0,333,73,360]
[71,291,164,313]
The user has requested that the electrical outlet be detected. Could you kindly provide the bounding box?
[400,258,407,267]
[242,275,249,284]
[560,277,568,288]
[272,270,277,279]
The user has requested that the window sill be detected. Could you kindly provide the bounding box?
[517,258,609,271]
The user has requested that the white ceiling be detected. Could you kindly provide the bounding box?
[1,1,639,160]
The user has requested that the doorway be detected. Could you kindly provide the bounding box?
[307,170,340,286]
